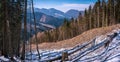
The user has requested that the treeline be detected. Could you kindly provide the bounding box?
[35,0,120,43]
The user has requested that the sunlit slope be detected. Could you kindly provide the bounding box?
[31,24,120,50]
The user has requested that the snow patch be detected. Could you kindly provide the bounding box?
[0,56,9,61]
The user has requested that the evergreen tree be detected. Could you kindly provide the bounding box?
[97,0,100,27]
[88,5,92,29]
[102,0,106,26]
[115,0,120,22]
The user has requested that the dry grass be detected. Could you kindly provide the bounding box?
[31,24,120,50]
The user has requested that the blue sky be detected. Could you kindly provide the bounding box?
[34,0,97,12]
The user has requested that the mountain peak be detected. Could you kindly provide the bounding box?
[65,9,81,19]
[49,8,56,10]
[67,9,79,12]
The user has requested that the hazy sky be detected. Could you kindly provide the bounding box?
[34,0,97,12]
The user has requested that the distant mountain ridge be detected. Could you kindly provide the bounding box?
[26,11,64,35]
[26,8,83,33]
[27,11,64,27]
[39,8,65,19]
[65,9,84,19]
[38,8,83,19]
[28,8,84,19]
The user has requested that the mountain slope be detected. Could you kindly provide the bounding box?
[38,8,83,19]
[27,8,84,30]
[27,12,64,27]
[65,9,84,19]
[31,24,120,50]
[27,32,120,62]
[39,8,65,19]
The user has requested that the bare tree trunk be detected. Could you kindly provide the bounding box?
[5,0,13,58]
[21,0,27,60]
[7,20,13,58]
[31,0,41,59]
[3,0,12,58]
[106,11,108,26]
[89,12,92,29]
[29,2,32,59]
[2,0,7,57]
[97,7,100,27]
[102,8,105,27]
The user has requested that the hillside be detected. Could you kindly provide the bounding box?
[27,12,63,27]
[31,24,120,50]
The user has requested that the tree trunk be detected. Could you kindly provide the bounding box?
[97,7,100,27]
[31,0,41,59]
[21,0,27,60]
[102,7,105,27]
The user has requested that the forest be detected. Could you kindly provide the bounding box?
[35,0,120,43]
[0,0,120,61]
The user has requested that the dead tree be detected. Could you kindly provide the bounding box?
[28,0,32,59]
[31,0,41,59]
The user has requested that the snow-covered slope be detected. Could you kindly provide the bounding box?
[25,29,120,62]
[1,29,120,62]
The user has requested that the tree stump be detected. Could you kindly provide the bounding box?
[91,38,96,47]
[62,51,68,62]
[105,32,118,48]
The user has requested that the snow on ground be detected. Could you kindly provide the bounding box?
[25,29,120,62]
[1,29,120,62]
[0,56,9,61]
[78,35,120,62]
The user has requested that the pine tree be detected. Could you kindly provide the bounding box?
[84,8,89,30]
[88,5,92,29]
[115,0,120,22]
[102,0,106,26]
[108,0,115,25]
[97,0,100,27]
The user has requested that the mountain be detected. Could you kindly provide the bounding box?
[39,8,65,19]
[27,8,84,28]
[65,9,84,19]
[38,8,84,19]
[25,8,65,37]
[23,11,64,37]
[26,8,84,33]
[27,8,41,13]
[27,12,64,27]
